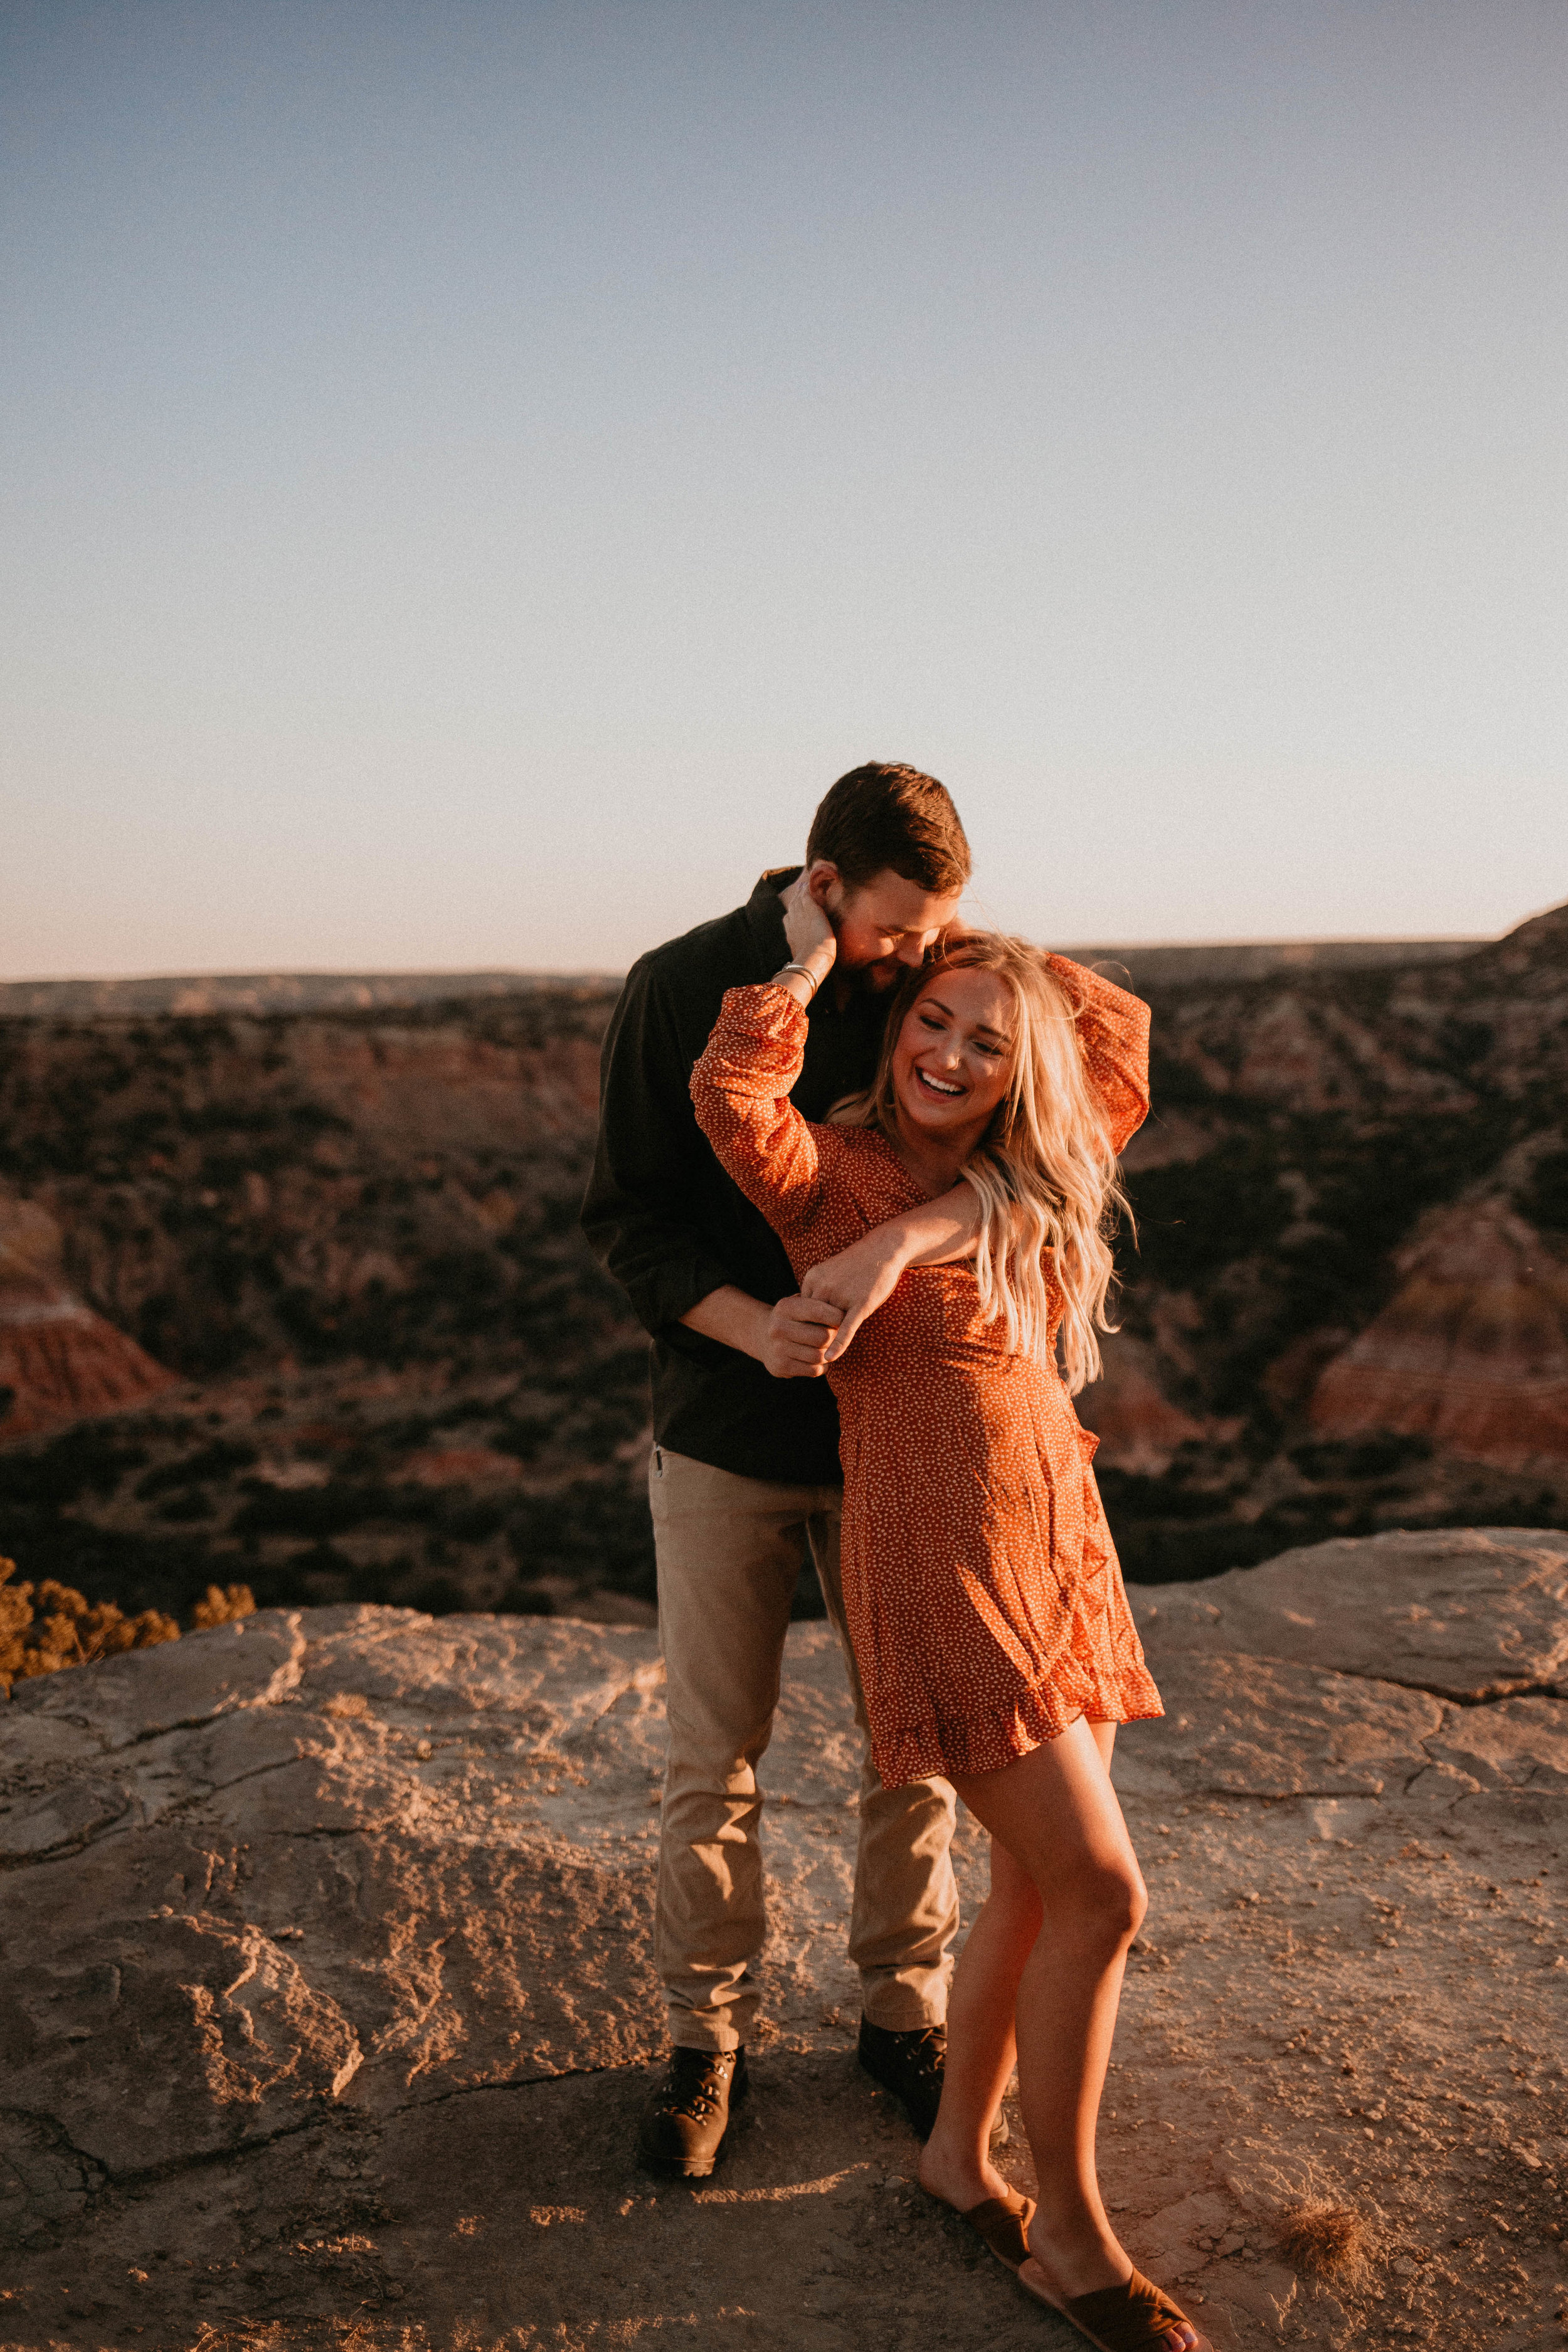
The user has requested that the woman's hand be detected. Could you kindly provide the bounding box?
[800,1187,980,1360]
[781,864,838,988]
[801,1231,910,1362]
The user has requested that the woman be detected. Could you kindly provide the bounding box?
[689,899,1208,2352]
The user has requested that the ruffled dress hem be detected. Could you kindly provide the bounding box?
[871,1659,1165,1789]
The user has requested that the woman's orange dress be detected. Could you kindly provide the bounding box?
[690,955,1163,1789]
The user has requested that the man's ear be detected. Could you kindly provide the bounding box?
[803,859,841,909]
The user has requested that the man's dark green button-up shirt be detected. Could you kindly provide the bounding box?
[580,869,888,1485]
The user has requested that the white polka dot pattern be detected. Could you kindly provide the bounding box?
[691,955,1164,1789]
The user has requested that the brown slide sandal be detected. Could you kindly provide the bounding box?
[955,2186,1036,2270]
[1017,2257,1210,2351]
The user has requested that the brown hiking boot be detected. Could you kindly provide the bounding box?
[637,2047,749,2178]
[858,2020,1010,2145]
[858,2019,946,2137]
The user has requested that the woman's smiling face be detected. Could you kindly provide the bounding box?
[891,965,1017,1143]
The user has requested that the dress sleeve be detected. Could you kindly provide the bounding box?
[1046,955,1151,1156]
[690,984,827,1242]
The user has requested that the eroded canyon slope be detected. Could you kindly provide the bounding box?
[0,906,1565,1621]
[1,1527,1564,2351]
[0,985,655,1624]
[1087,899,1568,1577]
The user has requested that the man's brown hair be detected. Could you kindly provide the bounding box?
[805,761,970,897]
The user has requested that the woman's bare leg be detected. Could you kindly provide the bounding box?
[920,1722,1119,2211]
[918,1836,1040,2209]
[941,1718,1202,2352]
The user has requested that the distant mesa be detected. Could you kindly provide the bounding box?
[1059,934,1483,991]
[1311,1200,1568,1469]
[0,939,1491,1020]
[0,970,622,1020]
[0,1201,176,1442]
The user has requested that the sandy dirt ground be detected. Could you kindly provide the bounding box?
[2,1527,1565,2350]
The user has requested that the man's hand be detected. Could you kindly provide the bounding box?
[760,1291,845,1379]
[679,1282,844,1378]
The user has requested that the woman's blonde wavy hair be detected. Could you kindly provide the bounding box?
[847,933,1131,1393]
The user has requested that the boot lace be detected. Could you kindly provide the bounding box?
[658,2052,734,2121]
[901,2028,945,2084]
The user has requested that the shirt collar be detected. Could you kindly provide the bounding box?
[744,867,798,973]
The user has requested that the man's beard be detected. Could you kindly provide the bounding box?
[830,938,906,992]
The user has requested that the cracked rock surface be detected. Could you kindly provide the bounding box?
[1,1527,1565,2349]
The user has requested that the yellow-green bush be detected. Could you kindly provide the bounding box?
[192,1581,258,1629]
[0,1558,254,1697]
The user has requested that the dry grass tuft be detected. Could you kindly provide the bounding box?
[1278,2199,1372,2281]
[194,1581,257,1628]
[1,1556,255,1695]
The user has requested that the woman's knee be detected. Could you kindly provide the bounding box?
[1069,1858,1147,1947]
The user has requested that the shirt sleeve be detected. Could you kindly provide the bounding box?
[1046,954,1152,1155]
[689,985,829,1243]
[579,956,738,1338]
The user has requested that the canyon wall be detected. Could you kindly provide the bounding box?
[0,904,1563,1617]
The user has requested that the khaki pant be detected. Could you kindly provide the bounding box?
[649,1444,960,2052]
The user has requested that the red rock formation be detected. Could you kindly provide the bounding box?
[398,1446,524,1487]
[1076,1333,1204,1473]
[1311,1203,1568,1468]
[0,1243,177,1441]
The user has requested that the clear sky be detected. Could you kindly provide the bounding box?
[3,0,1564,977]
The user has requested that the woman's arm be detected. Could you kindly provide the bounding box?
[689,983,835,1242]
[1046,955,1152,1155]
[800,1184,979,1360]
[687,880,847,1242]
[800,953,1147,1355]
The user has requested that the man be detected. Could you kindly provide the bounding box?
[582,762,980,2176]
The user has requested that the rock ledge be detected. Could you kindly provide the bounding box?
[2,1528,1565,2350]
